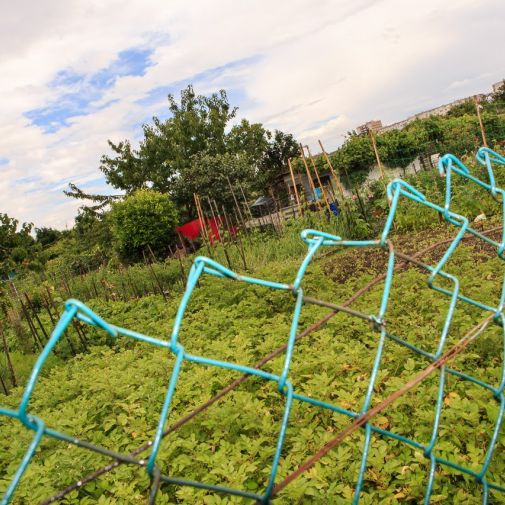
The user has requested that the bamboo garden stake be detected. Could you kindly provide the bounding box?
[305,144,331,212]
[299,144,322,211]
[287,158,302,215]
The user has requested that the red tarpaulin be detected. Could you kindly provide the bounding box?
[176,217,235,244]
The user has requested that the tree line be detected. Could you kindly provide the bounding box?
[2,82,505,275]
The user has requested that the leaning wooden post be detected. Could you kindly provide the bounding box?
[287,158,302,216]
[144,248,168,302]
[208,197,232,269]
[323,140,369,224]
[18,297,43,351]
[369,129,387,191]
[299,144,323,211]
[305,144,331,212]
[318,140,346,201]
[221,204,240,264]
[204,196,221,243]
[44,286,78,353]
[24,293,49,344]
[0,372,8,395]
[225,176,248,232]
[226,208,248,270]
[0,321,17,387]
[238,182,254,222]
[177,232,187,256]
[193,192,212,255]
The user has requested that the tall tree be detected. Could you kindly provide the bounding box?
[173,152,254,213]
[258,130,299,189]
[67,85,299,220]
[100,85,236,195]
[226,119,270,167]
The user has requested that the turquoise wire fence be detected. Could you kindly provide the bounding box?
[1,146,505,504]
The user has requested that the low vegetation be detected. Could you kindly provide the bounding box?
[1,84,505,503]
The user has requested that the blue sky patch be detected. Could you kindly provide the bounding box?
[309,115,339,129]
[136,54,261,108]
[0,157,9,165]
[25,46,155,133]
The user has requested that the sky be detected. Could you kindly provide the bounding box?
[1,0,504,230]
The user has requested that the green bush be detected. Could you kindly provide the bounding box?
[110,190,179,262]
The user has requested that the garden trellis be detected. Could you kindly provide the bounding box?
[1,147,505,504]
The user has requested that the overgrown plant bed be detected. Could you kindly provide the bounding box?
[0,224,504,504]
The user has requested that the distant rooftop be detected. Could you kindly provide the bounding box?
[357,80,504,134]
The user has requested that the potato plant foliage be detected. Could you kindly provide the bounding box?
[1,224,505,503]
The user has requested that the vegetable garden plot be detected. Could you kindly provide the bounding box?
[1,147,505,504]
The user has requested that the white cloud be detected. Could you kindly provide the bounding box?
[0,0,504,228]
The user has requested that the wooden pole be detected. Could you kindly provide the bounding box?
[305,145,331,212]
[143,249,168,302]
[299,144,322,211]
[208,198,232,269]
[24,293,49,344]
[0,321,17,387]
[318,140,345,201]
[0,372,8,395]
[206,196,231,268]
[238,181,254,222]
[475,97,488,147]
[177,232,187,256]
[225,176,248,232]
[287,158,302,216]
[18,298,43,351]
[60,276,89,348]
[369,129,387,191]
[205,196,221,244]
[269,189,283,234]
[322,142,369,224]
[228,209,248,270]
[147,244,158,264]
[44,286,78,354]
[221,204,243,269]
[194,193,212,255]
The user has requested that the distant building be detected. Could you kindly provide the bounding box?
[356,120,382,135]
[378,94,487,133]
[356,82,502,135]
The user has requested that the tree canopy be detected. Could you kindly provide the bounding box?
[67,85,298,219]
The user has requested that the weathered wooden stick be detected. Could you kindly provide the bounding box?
[0,321,17,387]
[44,287,77,354]
[24,293,49,343]
[194,193,212,255]
[225,176,248,232]
[287,158,302,216]
[238,181,254,222]
[305,144,331,212]
[318,140,346,200]
[143,249,168,302]
[18,298,43,351]
[0,372,8,395]
[299,144,322,211]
